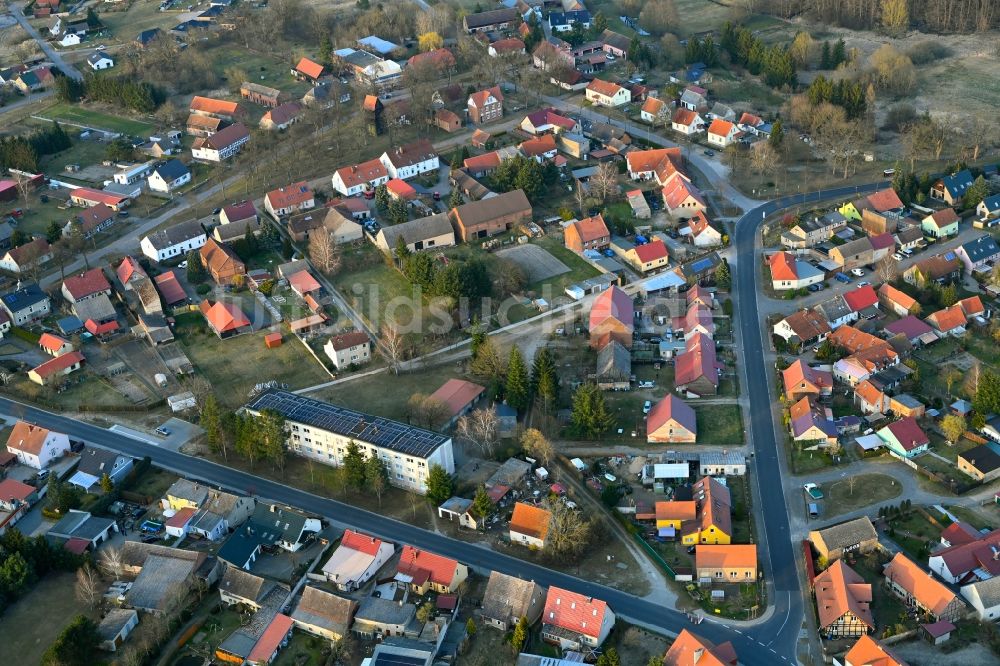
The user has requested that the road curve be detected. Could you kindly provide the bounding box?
[732,181,890,659]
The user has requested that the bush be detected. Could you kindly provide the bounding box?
[195,283,211,295]
[883,104,917,132]
[906,41,952,66]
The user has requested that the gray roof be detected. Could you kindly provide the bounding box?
[959,444,1000,474]
[245,390,450,459]
[438,496,473,515]
[144,220,205,250]
[895,226,923,244]
[815,295,852,323]
[77,448,129,477]
[49,510,91,538]
[165,478,209,505]
[291,586,356,633]
[277,259,310,278]
[97,609,137,641]
[964,575,1000,610]
[810,517,878,552]
[87,51,112,66]
[72,292,117,322]
[464,7,519,28]
[219,566,275,604]
[596,340,631,380]
[377,213,453,249]
[699,451,745,467]
[452,190,531,230]
[218,529,261,567]
[73,515,116,540]
[960,235,1000,264]
[214,217,261,243]
[355,596,417,626]
[120,541,203,569]
[481,571,544,624]
[127,553,199,611]
[247,502,311,546]
[152,158,190,182]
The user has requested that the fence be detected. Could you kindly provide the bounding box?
[631,532,676,580]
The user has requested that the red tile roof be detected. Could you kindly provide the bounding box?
[543,586,610,638]
[707,119,735,137]
[632,239,668,264]
[190,96,240,116]
[464,152,501,171]
[587,78,624,97]
[883,552,960,617]
[675,332,718,390]
[878,284,916,311]
[589,286,633,332]
[869,232,896,251]
[882,417,929,451]
[429,378,486,417]
[813,560,874,632]
[490,37,524,54]
[70,187,128,207]
[63,267,111,301]
[510,502,551,541]
[287,270,321,295]
[519,134,557,157]
[468,85,503,109]
[334,158,388,189]
[407,48,456,70]
[222,200,257,224]
[340,529,385,556]
[85,318,119,336]
[647,394,697,436]
[295,57,324,80]
[522,108,576,132]
[326,331,369,352]
[768,252,798,281]
[958,295,985,317]
[843,284,878,312]
[247,613,293,662]
[865,188,904,212]
[266,181,313,210]
[6,421,55,455]
[779,309,831,341]
[200,299,250,334]
[842,635,905,666]
[76,203,115,233]
[570,214,610,244]
[664,629,738,666]
[116,256,146,286]
[31,351,84,378]
[397,545,460,587]
[154,270,186,305]
[0,478,35,503]
[166,506,196,528]
[385,178,417,200]
[662,176,705,210]
[672,108,698,125]
[926,208,959,228]
[926,305,967,333]
[626,147,683,183]
[38,332,70,353]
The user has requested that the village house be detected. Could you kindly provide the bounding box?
[519,135,558,162]
[930,169,973,205]
[882,553,966,622]
[768,251,824,291]
[395,545,468,594]
[244,390,455,493]
[588,285,633,349]
[488,37,525,57]
[585,79,631,107]
[70,187,130,211]
[39,333,73,358]
[782,359,833,401]
[955,234,1000,274]
[828,236,875,271]
[323,331,371,370]
[957,444,1000,484]
[140,220,206,262]
[781,212,848,249]
[260,102,303,131]
[264,182,314,219]
[463,7,519,33]
[190,96,242,121]
[706,119,738,148]
[449,190,532,241]
[621,239,669,274]
[809,517,880,562]
[664,630,738,666]
[961,576,1000,620]
[467,86,503,124]
[481,571,545,631]
[147,159,191,194]
[840,188,905,221]
[64,203,115,240]
[1,283,50,325]
[379,139,439,180]
[626,147,685,186]
[930,528,1000,583]
[647,395,697,443]
[520,108,578,135]
[375,212,455,253]
[813,560,874,639]
[62,267,112,304]
[331,158,389,196]
[541,586,615,651]
[695,544,757,583]
[509,502,551,549]
[293,57,325,82]
[191,123,250,162]
[772,309,831,345]
[976,193,1000,226]
[200,299,252,338]
[662,177,707,218]
[428,378,485,429]
[0,238,50,274]
[789,397,838,448]
[200,238,246,286]
[674,332,718,395]
[639,97,668,125]
[321,529,394,591]
[876,417,930,458]
[922,208,960,238]
[6,421,70,469]
[903,252,963,287]
[290,587,357,642]
[877,284,918,317]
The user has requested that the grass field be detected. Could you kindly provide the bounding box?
[0,572,97,666]
[824,473,902,517]
[39,103,154,136]
[528,235,602,298]
[694,403,743,446]
[173,311,330,408]
[313,362,462,422]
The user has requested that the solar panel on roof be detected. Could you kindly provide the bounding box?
[691,258,712,272]
[944,251,955,260]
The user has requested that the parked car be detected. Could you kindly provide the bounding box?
[850,268,865,277]
[642,400,652,415]
[807,283,821,292]
[834,272,851,283]
[155,427,171,437]
[803,483,824,500]
[893,253,904,261]
[858,281,871,287]
[703,149,715,156]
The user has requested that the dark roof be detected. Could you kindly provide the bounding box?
[144,220,205,250]
[77,448,129,477]
[136,28,162,44]
[152,158,190,181]
[245,389,450,458]
[2,283,48,312]
[960,444,1000,475]
[939,169,973,198]
[960,235,1000,264]
[464,7,519,28]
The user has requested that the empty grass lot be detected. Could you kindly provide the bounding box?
[173,311,329,408]
[823,473,902,518]
[528,235,602,297]
[0,573,96,666]
[313,362,461,422]
[693,403,743,446]
[39,103,154,136]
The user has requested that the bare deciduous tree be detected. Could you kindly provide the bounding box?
[381,323,406,375]
[99,545,125,579]
[875,255,898,284]
[309,231,341,275]
[13,172,33,212]
[543,498,591,560]
[456,407,500,458]
[521,428,554,466]
[588,162,620,205]
[75,563,102,607]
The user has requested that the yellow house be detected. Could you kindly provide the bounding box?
[838,200,863,222]
[654,501,696,531]
[163,478,208,511]
[680,477,732,545]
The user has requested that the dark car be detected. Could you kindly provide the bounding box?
[703,149,715,157]
[807,283,822,292]
[667,230,679,239]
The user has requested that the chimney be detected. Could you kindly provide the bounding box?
[693,647,705,663]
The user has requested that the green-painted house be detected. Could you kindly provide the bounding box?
[877,417,930,458]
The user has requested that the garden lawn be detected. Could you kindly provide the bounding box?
[173,311,329,408]
[694,404,742,446]
[824,473,902,518]
[39,102,154,136]
[313,363,464,422]
[0,573,97,666]
[527,235,601,297]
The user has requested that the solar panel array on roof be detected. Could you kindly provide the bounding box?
[246,390,449,458]
[944,251,956,260]
[690,257,713,272]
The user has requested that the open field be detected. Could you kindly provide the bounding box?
[0,572,97,666]
[38,103,155,136]
[313,362,465,422]
[693,403,742,446]
[824,473,902,517]
[496,244,570,283]
[173,311,330,408]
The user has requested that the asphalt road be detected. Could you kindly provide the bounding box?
[8,4,83,81]
[0,395,794,665]
[731,181,890,659]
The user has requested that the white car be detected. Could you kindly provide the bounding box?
[850,268,865,277]
[858,281,871,287]
[893,253,904,261]
[179,260,188,269]
[642,400,652,414]
[638,381,655,389]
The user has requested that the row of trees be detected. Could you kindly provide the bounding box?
[763,0,1000,34]
[806,76,869,119]
[201,397,288,471]
[396,245,493,303]
[0,122,72,174]
[489,155,558,204]
[0,529,82,617]
[720,22,797,89]
[56,75,165,114]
